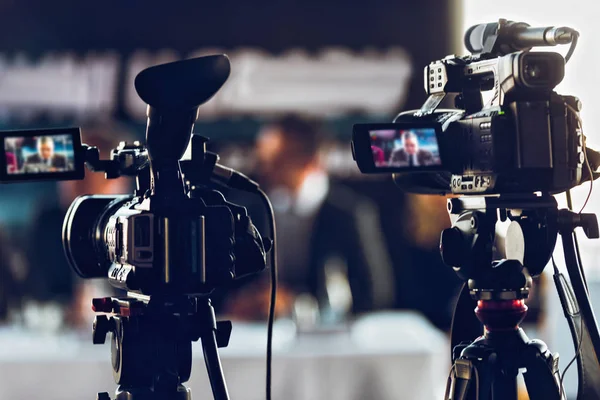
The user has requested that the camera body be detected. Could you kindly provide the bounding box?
[65,192,264,295]
[63,55,268,296]
[352,35,586,195]
[64,170,266,295]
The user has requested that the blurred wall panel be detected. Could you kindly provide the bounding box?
[0,0,454,121]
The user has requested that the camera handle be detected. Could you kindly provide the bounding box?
[83,142,152,196]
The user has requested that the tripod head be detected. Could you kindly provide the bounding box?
[442,195,598,293]
[442,195,559,296]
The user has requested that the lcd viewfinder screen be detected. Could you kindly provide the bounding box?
[369,127,442,168]
[4,134,76,175]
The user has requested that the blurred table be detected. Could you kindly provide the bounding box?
[0,311,449,400]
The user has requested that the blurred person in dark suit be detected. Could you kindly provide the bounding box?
[24,125,135,329]
[221,115,395,321]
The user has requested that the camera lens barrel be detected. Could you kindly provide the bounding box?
[63,195,133,279]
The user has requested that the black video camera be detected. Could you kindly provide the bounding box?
[0,55,269,297]
[352,19,600,195]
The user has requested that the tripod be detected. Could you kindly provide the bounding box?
[442,195,600,400]
[92,294,233,400]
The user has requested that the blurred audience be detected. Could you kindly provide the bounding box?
[24,124,135,330]
[219,115,395,323]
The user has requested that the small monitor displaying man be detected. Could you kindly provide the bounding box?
[369,127,441,168]
[5,134,75,175]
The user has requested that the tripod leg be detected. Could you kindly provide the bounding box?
[201,330,230,400]
[445,359,474,400]
[491,369,518,400]
[196,299,230,400]
[522,340,563,400]
[446,357,499,400]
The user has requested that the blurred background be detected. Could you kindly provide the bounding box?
[0,1,597,399]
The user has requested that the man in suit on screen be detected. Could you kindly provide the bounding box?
[24,136,68,172]
[389,130,434,167]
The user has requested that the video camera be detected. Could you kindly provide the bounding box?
[1,55,268,295]
[352,20,600,399]
[352,19,600,195]
[0,55,274,400]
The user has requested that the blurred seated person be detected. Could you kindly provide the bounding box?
[220,115,395,322]
[23,136,68,172]
[390,130,434,167]
[24,125,135,329]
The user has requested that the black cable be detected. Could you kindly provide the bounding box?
[565,190,588,287]
[257,188,277,400]
[565,104,593,291]
[558,44,594,399]
[552,255,561,275]
[565,31,579,64]
[559,303,585,400]
[553,254,584,399]
[569,192,591,297]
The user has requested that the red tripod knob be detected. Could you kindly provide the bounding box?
[475,299,528,331]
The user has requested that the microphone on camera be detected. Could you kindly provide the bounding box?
[181,136,260,193]
[465,20,578,54]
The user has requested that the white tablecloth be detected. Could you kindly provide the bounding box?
[0,312,449,400]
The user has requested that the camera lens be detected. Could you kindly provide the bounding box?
[519,53,564,89]
[63,195,132,278]
[524,63,541,79]
[524,60,547,83]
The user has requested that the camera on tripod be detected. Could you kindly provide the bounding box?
[0,55,273,400]
[352,19,600,400]
[1,55,268,297]
[352,19,599,195]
